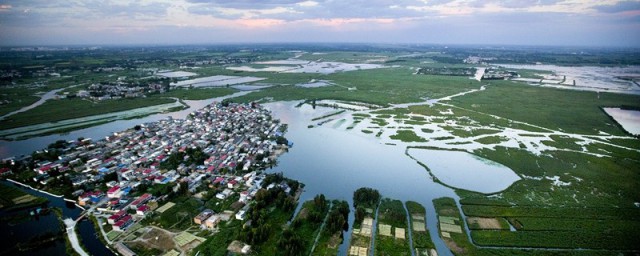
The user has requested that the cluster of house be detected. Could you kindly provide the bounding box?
[463,56,497,64]
[482,68,517,80]
[74,82,166,100]
[25,101,287,233]
[193,176,295,231]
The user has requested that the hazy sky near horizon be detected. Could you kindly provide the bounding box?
[1,0,639,47]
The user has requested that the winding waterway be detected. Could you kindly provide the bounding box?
[0,180,114,256]
[0,88,66,121]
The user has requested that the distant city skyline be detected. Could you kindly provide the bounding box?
[1,0,639,47]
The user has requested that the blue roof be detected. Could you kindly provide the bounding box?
[99,167,109,173]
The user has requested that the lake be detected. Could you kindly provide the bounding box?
[603,107,640,136]
[407,148,521,194]
[0,96,521,256]
[266,102,464,255]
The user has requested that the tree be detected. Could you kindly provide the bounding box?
[277,229,304,256]
[353,187,380,209]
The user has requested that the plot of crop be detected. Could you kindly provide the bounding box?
[440,223,462,233]
[379,224,392,236]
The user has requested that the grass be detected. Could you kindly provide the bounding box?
[231,68,479,106]
[0,183,48,210]
[313,200,349,256]
[157,196,202,231]
[0,88,41,117]
[452,143,640,251]
[289,200,330,255]
[191,220,241,256]
[474,136,509,145]
[375,198,410,256]
[311,110,346,121]
[149,87,237,100]
[0,97,174,130]
[449,81,640,135]
[389,130,427,142]
[540,135,583,151]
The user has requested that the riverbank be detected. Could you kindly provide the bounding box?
[1,180,114,256]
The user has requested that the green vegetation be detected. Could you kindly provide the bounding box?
[157,196,202,231]
[474,135,509,145]
[449,82,640,135]
[374,198,411,256]
[311,110,346,121]
[150,87,237,100]
[405,201,435,251]
[455,145,640,251]
[353,187,381,225]
[233,68,479,106]
[314,200,350,256]
[390,130,427,142]
[0,97,174,130]
[540,135,583,151]
[0,183,48,210]
[433,197,477,255]
[282,195,330,255]
[194,184,299,256]
[0,88,40,116]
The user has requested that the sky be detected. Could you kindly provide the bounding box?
[0,0,639,47]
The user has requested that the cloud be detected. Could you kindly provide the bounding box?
[185,0,315,9]
[595,1,640,13]
[0,0,638,47]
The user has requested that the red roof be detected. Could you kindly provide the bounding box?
[137,205,149,212]
[107,186,120,193]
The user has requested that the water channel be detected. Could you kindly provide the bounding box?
[0,180,114,256]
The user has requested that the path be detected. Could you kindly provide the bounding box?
[0,98,185,139]
[308,202,333,255]
[0,88,66,120]
[64,218,90,256]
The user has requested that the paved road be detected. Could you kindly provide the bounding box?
[64,218,90,256]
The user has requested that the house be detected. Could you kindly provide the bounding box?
[193,209,214,225]
[216,189,233,200]
[108,210,126,224]
[236,205,250,221]
[205,215,221,229]
[129,193,152,209]
[107,186,122,198]
[239,191,249,204]
[77,190,103,206]
[137,205,150,216]
[112,215,133,231]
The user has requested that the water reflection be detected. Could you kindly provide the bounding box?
[266,102,457,256]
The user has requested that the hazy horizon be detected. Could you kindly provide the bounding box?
[1,0,639,47]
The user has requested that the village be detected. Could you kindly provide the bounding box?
[25,99,292,255]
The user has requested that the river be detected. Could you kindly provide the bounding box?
[0,180,114,256]
[0,88,66,121]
